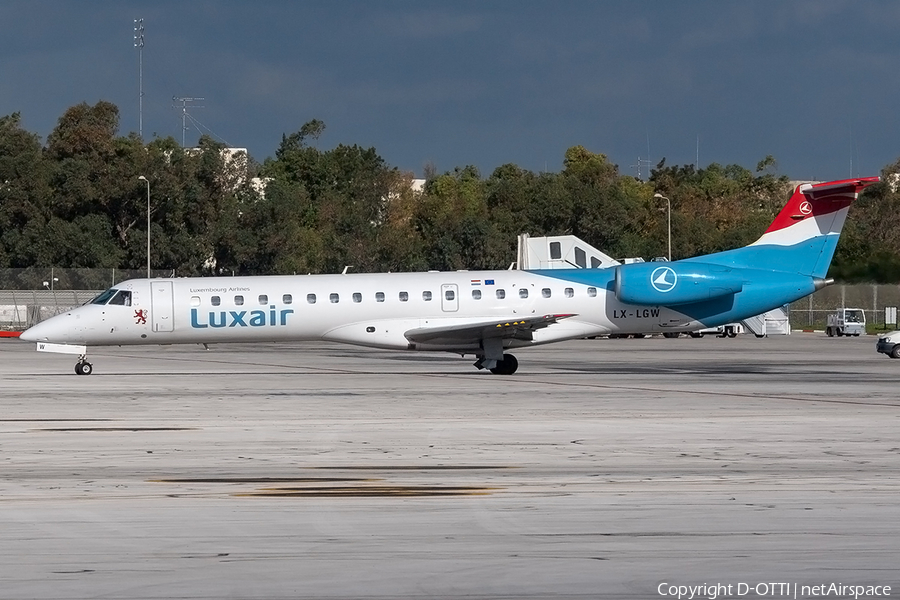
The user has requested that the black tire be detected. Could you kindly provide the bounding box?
[662,332,680,339]
[891,345,900,359]
[826,327,833,337]
[489,353,518,375]
[689,332,704,338]
[837,329,844,337]
[75,361,93,375]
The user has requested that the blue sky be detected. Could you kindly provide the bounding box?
[2,1,898,180]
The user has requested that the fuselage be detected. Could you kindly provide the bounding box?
[20,265,816,353]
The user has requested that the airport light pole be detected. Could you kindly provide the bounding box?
[138,176,150,278]
[653,193,671,261]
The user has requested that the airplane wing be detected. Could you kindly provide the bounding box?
[404,313,577,346]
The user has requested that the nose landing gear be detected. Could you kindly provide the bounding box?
[74,356,93,375]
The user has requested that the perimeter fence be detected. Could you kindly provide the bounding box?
[787,283,900,330]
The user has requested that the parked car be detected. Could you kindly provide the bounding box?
[876,331,900,359]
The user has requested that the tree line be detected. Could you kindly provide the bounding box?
[1,100,898,285]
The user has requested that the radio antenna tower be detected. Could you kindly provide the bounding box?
[133,18,145,139]
[172,97,205,147]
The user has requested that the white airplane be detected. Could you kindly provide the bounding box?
[20,177,879,375]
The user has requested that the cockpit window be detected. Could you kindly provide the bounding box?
[90,288,118,305]
[107,290,132,306]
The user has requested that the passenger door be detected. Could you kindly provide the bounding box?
[150,280,175,332]
[441,283,459,312]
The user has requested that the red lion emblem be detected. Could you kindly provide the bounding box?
[134,309,147,325]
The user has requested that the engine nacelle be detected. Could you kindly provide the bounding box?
[615,262,745,306]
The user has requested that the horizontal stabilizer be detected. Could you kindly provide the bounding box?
[797,177,879,198]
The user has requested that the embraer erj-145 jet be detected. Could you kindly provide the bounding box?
[21,177,879,375]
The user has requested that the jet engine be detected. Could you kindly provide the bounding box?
[615,262,744,306]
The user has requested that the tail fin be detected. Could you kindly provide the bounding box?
[704,177,879,277]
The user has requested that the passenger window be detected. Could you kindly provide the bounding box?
[445,290,455,301]
[235,295,244,306]
[283,294,293,304]
[399,291,408,302]
[190,296,201,307]
[496,289,506,299]
[519,288,528,299]
[587,287,597,297]
[211,296,221,306]
[307,293,316,304]
[542,288,551,298]
[423,291,433,301]
[108,290,132,306]
[565,288,574,298]
[376,292,385,302]
[259,295,268,304]
[352,292,362,303]
[550,241,562,260]
[591,257,602,268]
[330,293,339,304]
[472,289,482,300]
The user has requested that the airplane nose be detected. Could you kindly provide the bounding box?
[20,317,66,343]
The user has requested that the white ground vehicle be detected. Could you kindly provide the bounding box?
[876,331,900,358]
[826,308,866,337]
[687,323,744,338]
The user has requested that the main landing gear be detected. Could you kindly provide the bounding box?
[74,356,93,376]
[474,353,519,375]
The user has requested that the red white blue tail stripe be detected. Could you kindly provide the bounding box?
[694,177,879,278]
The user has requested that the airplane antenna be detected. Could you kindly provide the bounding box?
[133,18,144,139]
[342,266,353,275]
[172,97,205,147]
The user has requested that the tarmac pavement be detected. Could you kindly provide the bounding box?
[0,334,898,599]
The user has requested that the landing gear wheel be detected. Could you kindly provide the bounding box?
[662,332,680,338]
[689,332,704,338]
[75,361,93,376]
[489,353,518,375]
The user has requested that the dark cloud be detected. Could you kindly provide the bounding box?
[1,1,897,179]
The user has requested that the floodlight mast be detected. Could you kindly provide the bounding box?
[138,176,150,278]
[134,18,144,139]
